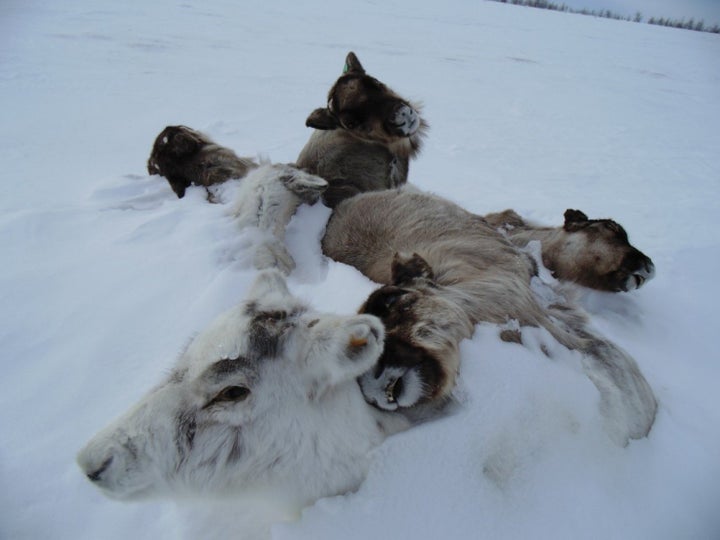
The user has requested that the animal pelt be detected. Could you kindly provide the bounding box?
[323,188,657,446]
[227,163,328,274]
[484,208,655,292]
[147,125,259,198]
[147,52,427,207]
[78,270,409,506]
[296,52,428,208]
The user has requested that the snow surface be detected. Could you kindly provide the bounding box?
[2,1,719,539]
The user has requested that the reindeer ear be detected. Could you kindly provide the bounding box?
[564,209,589,230]
[343,52,365,74]
[305,108,339,130]
[391,252,434,285]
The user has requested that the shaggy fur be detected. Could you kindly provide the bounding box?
[139,53,657,447]
[147,125,259,198]
[228,163,328,274]
[146,53,426,206]
[323,188,657,446]
[484,208,655,292]
[77,271,408,504]
[296,52,428,208]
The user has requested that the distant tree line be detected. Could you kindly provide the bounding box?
[488,0,720,34]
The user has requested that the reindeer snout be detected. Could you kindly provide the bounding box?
[77,436,147,498]
[633,258,655,289]
[84,456,113,483]
[625,251,655,291]
[77,444,117,487]
[388,103,420,136]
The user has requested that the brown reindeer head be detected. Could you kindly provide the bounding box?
[546,209,655,292]
[357,253,471,412]
[305,52,427,157]
[147,125,257,198]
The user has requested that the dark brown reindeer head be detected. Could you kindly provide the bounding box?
[547,209,656,292]
[147,125,258,198]
[357,253,472,412]
[305,52,427,157]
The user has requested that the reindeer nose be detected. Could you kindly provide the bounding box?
[389,103,419,136]
[637,260,654,288]
[644,259,655,280]
[84,456,114,483]
[624,253,655,291]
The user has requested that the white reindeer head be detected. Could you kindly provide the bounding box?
[77,271,394,505]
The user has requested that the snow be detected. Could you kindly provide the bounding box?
[2,1,719,539]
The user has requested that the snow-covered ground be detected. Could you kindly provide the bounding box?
[2,1,719,538]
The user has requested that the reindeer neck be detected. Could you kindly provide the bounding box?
[505,226,563,250]
[387,134,423,160]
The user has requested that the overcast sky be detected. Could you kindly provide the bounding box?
[558,0,720,24]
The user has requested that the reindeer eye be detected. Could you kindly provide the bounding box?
[216,386,250,402]
[262,311,287,323]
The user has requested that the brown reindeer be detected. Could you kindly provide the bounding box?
[147,125,259,198]
[483,208,656,292]
[146,52,426,207]
[322,188,657,446]
[296,52,428,208]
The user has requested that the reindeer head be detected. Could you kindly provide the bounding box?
[358,253,471,411]
[548,209,655,292]
[147,125,209,165]
[147,126,211,197]
[77,271,387,502]
[147,125,258,198]
[305,52,427,156]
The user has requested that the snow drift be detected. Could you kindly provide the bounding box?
[1,1,719,539]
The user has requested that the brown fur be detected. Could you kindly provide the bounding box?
[147,125,259,198]
[484,209,655,292]
[323,189,657,445]
[296,52,428,208]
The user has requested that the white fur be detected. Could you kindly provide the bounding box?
[77,271,408,509]
[227,163,328,274]
[392,104,421,136]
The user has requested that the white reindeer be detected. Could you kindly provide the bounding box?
[77,271,408,509]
